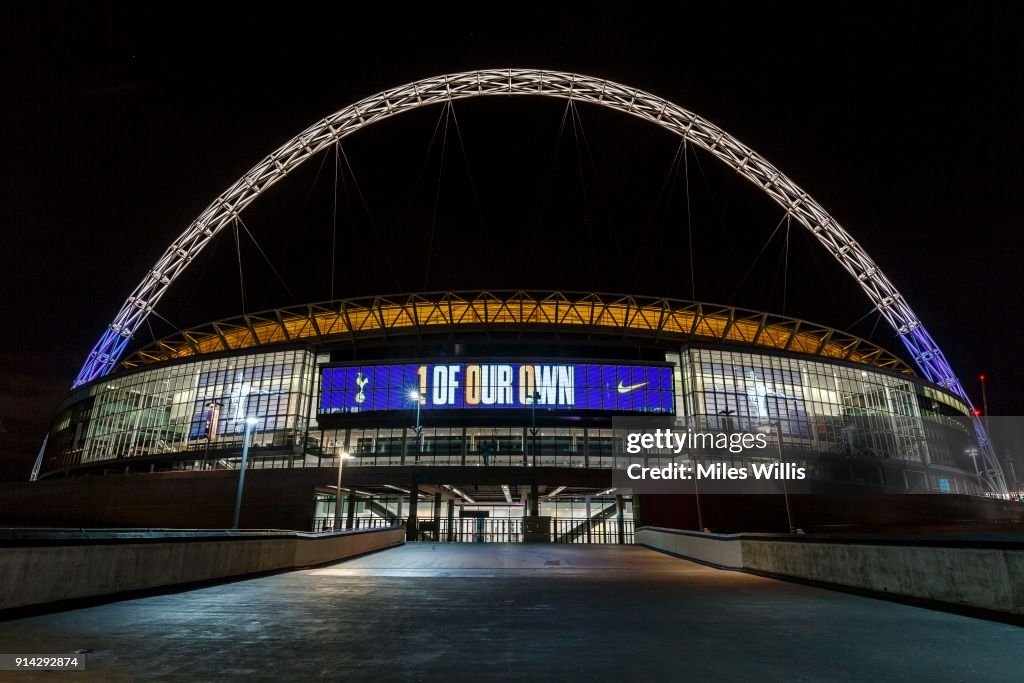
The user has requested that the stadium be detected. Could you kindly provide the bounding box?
[22,70,1018,538]
[36,289,1005,538]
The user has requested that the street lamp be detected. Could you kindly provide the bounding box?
[967,448,982,495]
[231,416,259,530]
[718,408,735,435]
[527,391,541,466]
[1004,450,1020,500]
[776,419,795,534]
[409,390,423,457]
[691,452,704,533]
[332,450,353,531]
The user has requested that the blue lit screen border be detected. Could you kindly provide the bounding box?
[320,361,674,415]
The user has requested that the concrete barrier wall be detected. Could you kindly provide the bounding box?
[0,527,404,611]
[635,527,743,569]
[293,527,404,567]
[638,526,1024,617]
[741,539,1024,615]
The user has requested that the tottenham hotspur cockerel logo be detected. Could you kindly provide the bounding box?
[354,372,369,404]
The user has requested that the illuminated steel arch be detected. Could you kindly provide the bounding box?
[73,69,1006,493]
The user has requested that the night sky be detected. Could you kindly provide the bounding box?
[3,4,1023,482]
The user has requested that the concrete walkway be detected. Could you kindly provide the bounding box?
[0,543,1021,681]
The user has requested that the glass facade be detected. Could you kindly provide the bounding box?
[672,348,973,467]
[46,349,318,471]
[659,348,982,494]
[309,425,626,468]
[671,350,966,456]
[43,342,979,493]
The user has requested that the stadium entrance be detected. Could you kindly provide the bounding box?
[311,484,634,544]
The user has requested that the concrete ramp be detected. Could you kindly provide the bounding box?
[312,542,714,578]
[0,537,1021,680]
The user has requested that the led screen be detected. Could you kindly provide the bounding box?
[320,362,674,415]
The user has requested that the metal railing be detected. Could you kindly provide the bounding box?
[437,518,523,543]
[311,516,404,533]
[310,515,634,544]
[552,518,633,544]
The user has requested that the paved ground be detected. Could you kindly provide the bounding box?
[0,543,1022,681]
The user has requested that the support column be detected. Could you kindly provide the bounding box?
[522,481,551,542]
[583,427,590,468]
[447,499,455,542]
[522,427,529,466]
[406,481,419,541]
[616,494,626,544]
[400,427,408,466]
[433,491,442,542]
[585,495,592,544]
[333,489,344,532]
[361,494,373,529]
[345,492,356,530]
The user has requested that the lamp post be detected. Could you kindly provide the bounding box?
[528,391,541,467]
[409,390,423,459]
[718,408,735,435]
[231,417,259,530]
[692,453,704,533]
[1003,450,1019,499]
[776,419,795,534]
[332,451,353,531]
[968,448,982,495]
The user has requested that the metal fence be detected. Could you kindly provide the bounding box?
[552,518,633,544]
[311,516,401,533]
[310,516,634,544]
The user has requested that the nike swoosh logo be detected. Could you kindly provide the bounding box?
[617,381,647,394]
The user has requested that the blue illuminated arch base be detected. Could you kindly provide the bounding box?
[74,69,1007,495]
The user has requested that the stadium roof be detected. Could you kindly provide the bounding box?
[119,291,913,375]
